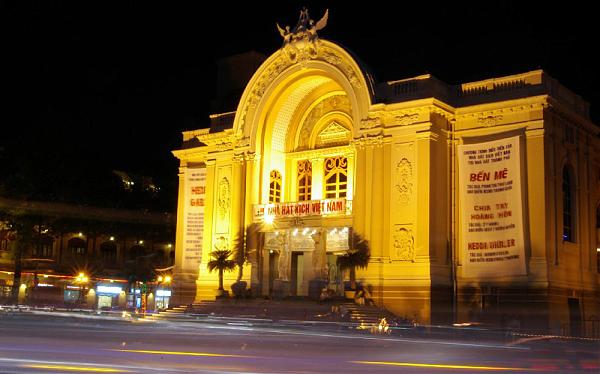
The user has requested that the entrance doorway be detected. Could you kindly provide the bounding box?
[290,252,304,296]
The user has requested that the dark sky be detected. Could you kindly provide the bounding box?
[2,2,596,207]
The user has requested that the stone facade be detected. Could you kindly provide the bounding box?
[172,18,599,335]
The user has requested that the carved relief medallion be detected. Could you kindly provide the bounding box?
[394,158,413,205]
[393,226,414,262]
[217,177,230,220]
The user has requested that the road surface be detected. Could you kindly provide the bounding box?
[0,313,598,373]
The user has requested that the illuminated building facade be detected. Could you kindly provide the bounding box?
[173,10,599,333]
[0,197,175,310]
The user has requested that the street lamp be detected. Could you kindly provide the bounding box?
[74,272,88,305]
[156,275,171,310]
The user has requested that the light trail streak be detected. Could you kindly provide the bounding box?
[351,360,530,371]
[112,349,255,358]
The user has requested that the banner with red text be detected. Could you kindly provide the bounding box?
[253,198,350,222]
[458,136,526,278]
[181,167,206,272]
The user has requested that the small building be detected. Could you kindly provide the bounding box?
[0,197,175,309]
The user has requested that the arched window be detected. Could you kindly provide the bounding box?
[269,170,282,203]
[68,238,86,256]
[324,156,348,199]
[100,242,117,262]
[297,160,312,201]
[34,235,53,258]
[562,165,576,242]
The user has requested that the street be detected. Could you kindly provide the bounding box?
[0,313,598,373]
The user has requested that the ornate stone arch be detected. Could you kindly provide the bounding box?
[232,40,374,153]
[308,111,353,149]
[290,91,351,151]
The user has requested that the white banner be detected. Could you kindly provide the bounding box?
[181,167,206,272]
[458,136,526,278]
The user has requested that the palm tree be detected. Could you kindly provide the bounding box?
[231,228,247,283]
[337,232,370,290]
[231,224,259,281]
[207,249,236,292]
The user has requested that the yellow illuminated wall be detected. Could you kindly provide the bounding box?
[173,35,599,333]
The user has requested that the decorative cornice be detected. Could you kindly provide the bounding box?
[214,142,234,152]
[456,101,548,120]
[359,107,433,129]
[359,116,382,130]
[246,153,261,162]
[289,145,354,160]
[196,130,234,144]
[235,136,251,148]
[477,114,503,127]
[194,129,253,154]
[393,113,419,126]
[352,135,384,148]
[233,153,246,163]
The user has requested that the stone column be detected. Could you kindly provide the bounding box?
[245,154,262,295]
[273,232,291,298]
[311,229,326,279]
[308,229,327,299]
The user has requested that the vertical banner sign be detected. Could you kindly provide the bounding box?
[182,167,206,272]
[459,136,526,278]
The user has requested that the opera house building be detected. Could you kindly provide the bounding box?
[172,12,599,333]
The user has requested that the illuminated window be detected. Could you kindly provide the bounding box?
[269,170,282,203]
[563,165,576,242]
[324,156,348,199]
[297,160,312,201]
[68,237,86,256]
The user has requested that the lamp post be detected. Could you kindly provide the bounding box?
[75,272,88,306]
[156,275,171,310]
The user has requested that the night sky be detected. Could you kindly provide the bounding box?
[2,2,596,211]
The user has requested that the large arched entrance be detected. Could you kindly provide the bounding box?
[232,38,372,298]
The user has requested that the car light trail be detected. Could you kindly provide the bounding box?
[22,364,127,372]
[112,349,254,358]
[351,360,529,371]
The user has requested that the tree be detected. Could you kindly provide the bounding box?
[230,225,257,297]
[0,213,41,303]
[337,232,370,290]
[206,249,236,293]
[232,224,259,282]
[122,248,161,312]
[232,229,246,283]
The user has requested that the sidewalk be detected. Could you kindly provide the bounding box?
[186,298,348,322]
